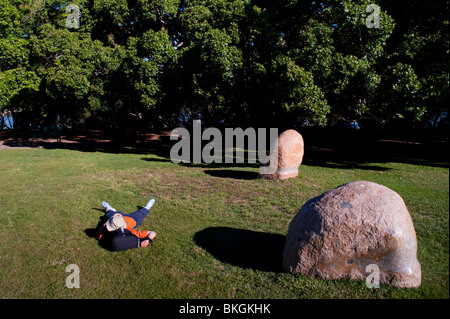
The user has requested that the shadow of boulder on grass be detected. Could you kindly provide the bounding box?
[193,227,286,273]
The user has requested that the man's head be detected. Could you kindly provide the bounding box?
[106,214,126,231]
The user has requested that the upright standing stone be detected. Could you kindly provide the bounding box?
[282,181,421,288]
[259,129,304,180]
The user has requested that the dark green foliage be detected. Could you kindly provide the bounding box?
[0,0,448,128]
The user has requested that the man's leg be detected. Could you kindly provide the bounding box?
[124,199,155,228]
[104,210,121,220]
[125,208,149,228]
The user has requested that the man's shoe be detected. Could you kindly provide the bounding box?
[102,201,116,212]
[144,199,155,210]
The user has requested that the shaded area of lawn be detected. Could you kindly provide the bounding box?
[1,127,448,169]
[194,227,286,273]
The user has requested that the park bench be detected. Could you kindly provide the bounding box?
[27,126,62,143]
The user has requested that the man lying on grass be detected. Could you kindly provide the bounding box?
[95,199,157,251]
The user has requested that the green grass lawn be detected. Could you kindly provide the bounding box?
[0,145,448,299]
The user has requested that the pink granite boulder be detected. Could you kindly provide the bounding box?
[282,181,421,288]
[259,129,304,180]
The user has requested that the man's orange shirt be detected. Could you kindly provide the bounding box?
[122,216,150,238]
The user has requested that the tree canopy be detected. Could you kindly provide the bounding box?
[0,0,448,129]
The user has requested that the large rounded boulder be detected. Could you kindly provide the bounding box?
[282,181,421,288]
